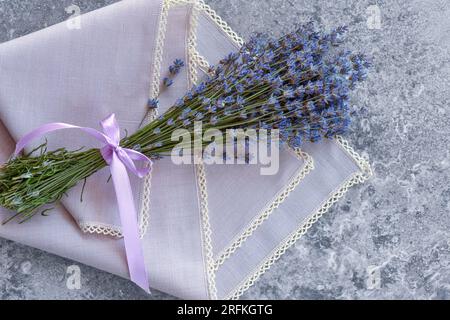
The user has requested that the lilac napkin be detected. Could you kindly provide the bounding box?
[0,0,371,299]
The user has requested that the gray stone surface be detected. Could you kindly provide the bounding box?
[0,0,449,300]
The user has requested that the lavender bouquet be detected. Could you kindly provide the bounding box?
[0,24,370,223]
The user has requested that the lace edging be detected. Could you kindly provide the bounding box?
[78,0,171,239]
[195,162,218,300]
[79,222,123,238]
[196,0,244,47]
[136,0,172,238]
[186,0,218,300]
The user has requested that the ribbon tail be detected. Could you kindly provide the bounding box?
[109,152,150,293]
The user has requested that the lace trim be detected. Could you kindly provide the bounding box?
[196,0,244,47]
[195,161,218,300]
[79,0,170,239]
[226,136,372,300]
[212,149,314,270]
[79,222,123,238]
[335,135,373,178]
[136,0,172,239]
[186,0,218,300]
[191,50,211,74]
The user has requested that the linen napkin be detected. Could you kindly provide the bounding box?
[0,0,371,299]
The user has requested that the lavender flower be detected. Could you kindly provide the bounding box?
[163,77,173,87]
[169,59,185,75]
[147,98,159,109]
[161,59,185,88]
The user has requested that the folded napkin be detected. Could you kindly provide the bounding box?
[0,0,371,299]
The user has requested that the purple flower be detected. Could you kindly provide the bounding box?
[147,98,159,109]
[210,116,218,125]
[195,112,204,120]
[163,77,173,87]
[169,59,185,75]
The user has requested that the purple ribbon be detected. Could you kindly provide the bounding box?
[14,114,151,293]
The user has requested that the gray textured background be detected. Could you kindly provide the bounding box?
[1,0,449,300]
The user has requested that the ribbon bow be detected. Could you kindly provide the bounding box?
[14,114,151,292]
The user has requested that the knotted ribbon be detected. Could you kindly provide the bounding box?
[14,114,151,292]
